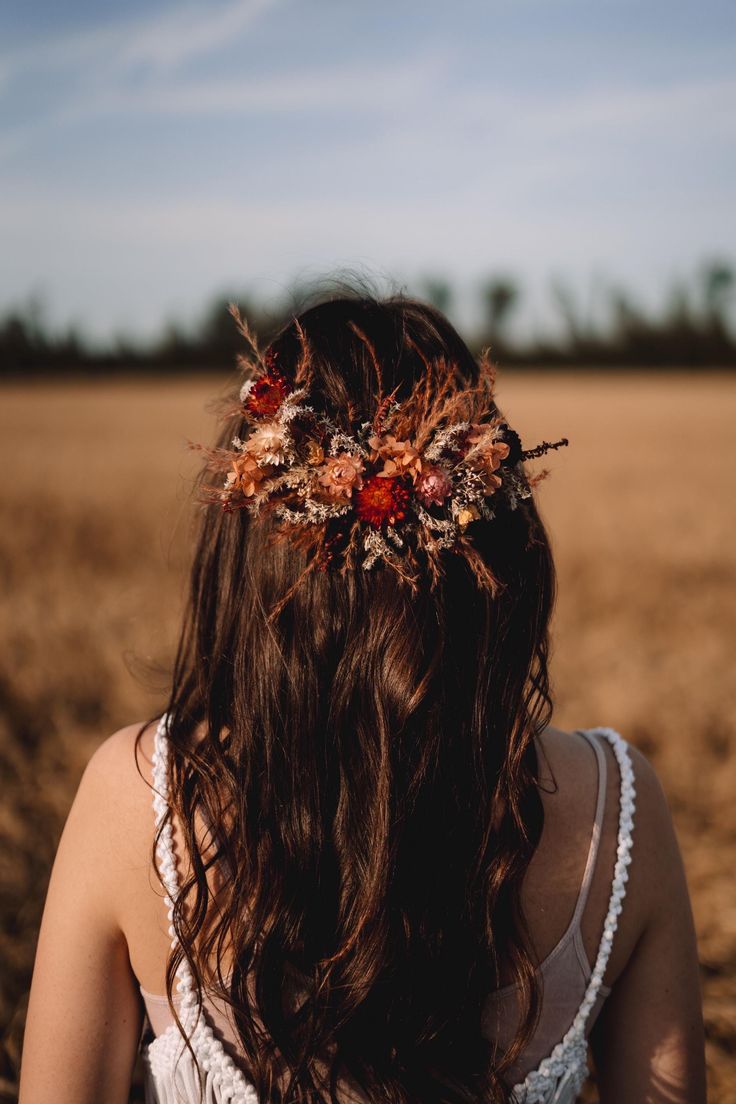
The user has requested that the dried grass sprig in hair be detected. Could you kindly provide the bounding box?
[197,312,568,615]
[228,302,262,364]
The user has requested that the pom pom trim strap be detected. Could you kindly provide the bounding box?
[144,714,258,1103]
[510,727,637,1104]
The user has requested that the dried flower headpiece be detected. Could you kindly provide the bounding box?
[196,306,568,617]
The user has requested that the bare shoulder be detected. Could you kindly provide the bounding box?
[68,721,160,915]
[81,719,160,836]
[538,724,685,931]
[84,719,157,787]
[19,722,158,1103]
[535,724,600,808]
[536,723,592,774]
[538,724,672,818]
[621,741,688,927]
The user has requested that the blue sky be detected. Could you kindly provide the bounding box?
[1,0,734,342]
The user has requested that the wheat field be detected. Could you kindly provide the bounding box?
[0,372,734,1101]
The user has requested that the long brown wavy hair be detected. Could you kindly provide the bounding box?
[145,294,556,1103]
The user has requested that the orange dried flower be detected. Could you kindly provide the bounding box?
[305,440,325,466]
[368,433,423,481]
[478,470,503,494]
[456,504,481,529]
[225,454,272,499]
[465,423,510,494]
[466,423,510,470]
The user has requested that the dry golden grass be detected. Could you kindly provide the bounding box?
[0,372,734,1101]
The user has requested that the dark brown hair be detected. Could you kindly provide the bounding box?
[150,294,556,1102]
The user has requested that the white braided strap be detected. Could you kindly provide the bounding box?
[151,716,198,1019]
[149,715,259,1103]
[510,727,636,1104]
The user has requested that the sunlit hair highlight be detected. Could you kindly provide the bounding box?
[142,294,557,1103]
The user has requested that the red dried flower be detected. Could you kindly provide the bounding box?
[354,475,411,528]
[242,371,290,419]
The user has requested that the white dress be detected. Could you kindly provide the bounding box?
[142,718,636,1104]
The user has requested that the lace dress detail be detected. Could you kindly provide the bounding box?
[142,720,636,1104]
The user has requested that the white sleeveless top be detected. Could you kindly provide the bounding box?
[142,719,636,1104]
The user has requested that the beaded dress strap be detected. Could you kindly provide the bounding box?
[149,715,259,1101]
[511,727,637,1103]
[151,715,198,1020]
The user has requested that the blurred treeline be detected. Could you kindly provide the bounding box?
[2,260,735,377]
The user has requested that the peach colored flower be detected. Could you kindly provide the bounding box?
[317,452,365,500]
[477,470,503,494]
[466,423,511,474]
[368,433,423,481]
[305,440,325,466]
[225,454,272,499]
[415,465,452,507]
[465,424,509,495]
[244,421,288,466]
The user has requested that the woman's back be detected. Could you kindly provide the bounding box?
[134,721,633,1102]
[93,719,657,1101]
[111,723,627,996]
[19,295,705,1104]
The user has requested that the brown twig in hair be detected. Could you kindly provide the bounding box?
[521,438,569,460]
[372,385,401,436]
[293,319,314,389]
[477,347,498,389]
[266,531,325,622]
[386,554,421,593]
[348,321,384,403]
[207,393,247,422]
[228,303,262,362]
[339,520,362,574]
[456,536,501,596]
[392,354,453,442]
[235,353,254,373]
[414,353,496,446]
[187,440,237,473]
[417,529,446,592]
[394,348,498,451]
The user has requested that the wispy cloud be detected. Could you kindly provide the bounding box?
[0,0,290,159]
[1,0,733,337]
[117,0,286,71]
[0,3,455,164]
[54,50,449,125]
[0,0,285,86]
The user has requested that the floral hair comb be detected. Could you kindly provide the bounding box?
[197,307,568,616]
